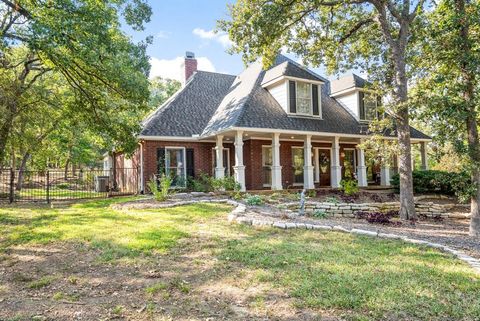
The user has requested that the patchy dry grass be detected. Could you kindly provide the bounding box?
[0,197,479,320]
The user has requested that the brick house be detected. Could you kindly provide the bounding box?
[130,52,430,192]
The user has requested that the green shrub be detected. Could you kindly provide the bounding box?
[147,174,172,201]
[325,196,339,204]
[188,173,240,193]
[245,194,263,206]
[312,209,328,219]
[340,179,359,196]
[306,189,317,198]
[56,182,70,190]
[391,170,475,202]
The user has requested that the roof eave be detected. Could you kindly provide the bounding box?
[262,75,325,88]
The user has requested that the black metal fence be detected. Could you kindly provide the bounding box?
[0,167,139,203]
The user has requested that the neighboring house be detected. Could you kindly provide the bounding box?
[125,52,430,192]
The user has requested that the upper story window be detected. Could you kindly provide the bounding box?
[288,80,321,117]
[359,92,381,121]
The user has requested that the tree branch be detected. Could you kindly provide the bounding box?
[0,0,31,19]
[409,0,426,22]
[339,18,374,44]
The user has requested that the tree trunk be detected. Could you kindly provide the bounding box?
[393,49,416,221]
[72,163,77,177]
[16,152,31,191]
[64,158,70,180]
[454,0,480,236]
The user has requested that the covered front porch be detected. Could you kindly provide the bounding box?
[207,129,429,192]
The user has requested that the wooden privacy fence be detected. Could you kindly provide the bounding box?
[0,167,140,203]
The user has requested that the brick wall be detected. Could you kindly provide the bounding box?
[138,139,359,191]
[141,140,235,186]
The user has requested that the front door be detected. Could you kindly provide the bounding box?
[317,149,331,186]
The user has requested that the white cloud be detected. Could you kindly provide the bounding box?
[156,30,170,39]
[192,28,233,48]
[149,56,216,81]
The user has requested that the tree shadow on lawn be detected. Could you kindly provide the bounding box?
[1,200,480,320]
[214,228,480,320]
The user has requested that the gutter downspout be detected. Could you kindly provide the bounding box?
[139,141,144,194]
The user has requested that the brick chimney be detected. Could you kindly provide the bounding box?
[182,51,197,85]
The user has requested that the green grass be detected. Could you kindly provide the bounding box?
[1,198,479,320]
[0,197,230,261]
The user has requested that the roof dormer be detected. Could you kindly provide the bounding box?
[330,74,381,122]
[262,61,324,118]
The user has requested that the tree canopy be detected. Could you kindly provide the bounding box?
[0,0,153,165]
[219,0,429,220]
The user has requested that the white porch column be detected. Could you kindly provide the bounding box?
[233,131,246,191]
[420,142,428,170]
[380,165,391,186]
[215,135,225,179]
[303,135,315,189]
[271,133,283,190]
[356,144,368,187]
[314,148,320,183]
[331,137,342,188]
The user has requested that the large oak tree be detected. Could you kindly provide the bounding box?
[0,0,152,165]
[413,0,480,236]
[219,0,428,220]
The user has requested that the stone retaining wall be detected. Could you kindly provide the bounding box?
[284,195,468,219]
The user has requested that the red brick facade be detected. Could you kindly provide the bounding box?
[140,140,236,188]
[183,57,197,83]
[136,139,360,191]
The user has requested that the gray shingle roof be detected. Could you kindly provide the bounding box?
[261,60,325,85]
[330,73,369,95]
[141,55,430,140]
[141,71,235,137]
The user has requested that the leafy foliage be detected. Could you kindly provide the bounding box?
[311,209,328,219]
[340,179,359,197]
[355,210,399,225]
[245,194,264,206]
[391,170,475,203]
[188,173,240,193]
[0,1,153,165]
[147,175,172,202]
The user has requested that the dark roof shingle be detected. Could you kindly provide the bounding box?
[141,55,430,141]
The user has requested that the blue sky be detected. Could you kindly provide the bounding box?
[122,0,342,81]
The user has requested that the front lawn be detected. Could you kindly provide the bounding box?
[0,198,479,320]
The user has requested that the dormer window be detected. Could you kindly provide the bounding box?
[288,80,321,117]
[359,92,381,121]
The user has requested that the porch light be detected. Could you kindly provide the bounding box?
[291,136,295,139]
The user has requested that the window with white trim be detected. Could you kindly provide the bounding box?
[296,82,312,114]
[360,92,381,121]
[262,146,272,187]
[288,80,321,117]
[165,147,186,187]
[292,147,304,185]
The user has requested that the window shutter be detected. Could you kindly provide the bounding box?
[289,80,296,113]
[312,84,319,116]
[156,148,165,175]
[359,91,366,120]
[186,148,195,178]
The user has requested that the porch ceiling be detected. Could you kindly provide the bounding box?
[203,129,362,145]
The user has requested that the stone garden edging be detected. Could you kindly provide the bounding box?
[282,196,470,219]
[113,198,480,274]
[226,202,480,274]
